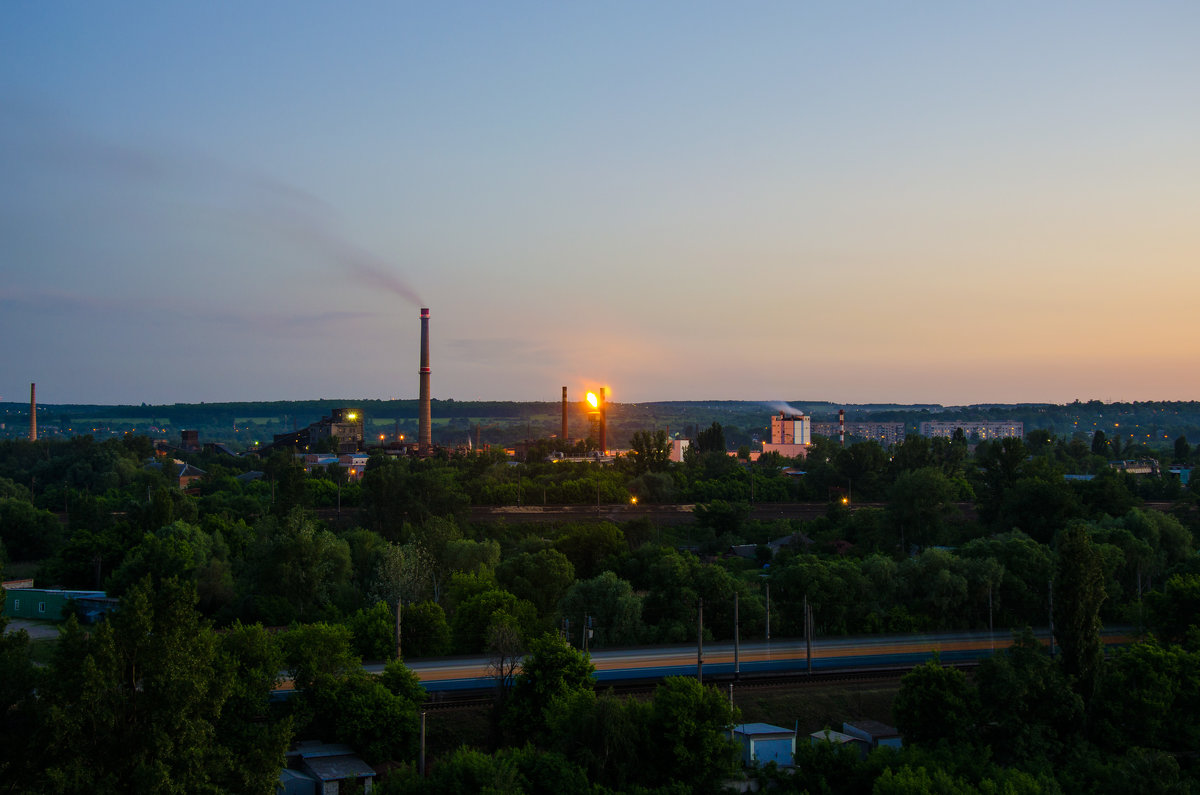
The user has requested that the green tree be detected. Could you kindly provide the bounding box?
[308,671,419,764]
[347,601,398,660]
[693,499,751,543]
[628,429,671,474]
[497,548,575,618]
[960,532,1053,627]
[38,578,273,793]
[1053,523,1107,699]
[505,634,596,744]
[212,622,294,794]
[694,422,727,454]
[242,510,352,623]
[450,588,537,654]
[1090,641,1200,754]
[892,655,978,746]
[544,689,651,791]
[0,575,41,791]
[1147,573,1200,645]
[280,622,361,693]
[263,451,309,516]
[559,570,645,647]
[380,657,427,705]
[646,677,740,792]
[1174,435,1191,464]
[888,467,958,551]
[554,522,625,580]
[104,520,213,596]
[0,497,65,560]
[994,476,1082,545]
[398,600,451,658]
[975,627,1083,764]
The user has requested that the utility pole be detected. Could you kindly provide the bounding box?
[806,597,814,675]
[697,597,704,684]
[395,600,402,660]
[765,583,771,641]
[988,583,994,651]
[1048,578,1056,657]
[733,592,740,680]
[583,615,591,655]
[419,712,427,776]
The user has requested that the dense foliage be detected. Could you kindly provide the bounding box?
[2,419,1199,791]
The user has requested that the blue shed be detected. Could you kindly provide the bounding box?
[733,723,796,768]
[843,719,903,750]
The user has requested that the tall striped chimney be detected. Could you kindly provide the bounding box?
[418,308,431,454]
[839,408,845,447]
[29,382,37,441]
[561,386,568,442]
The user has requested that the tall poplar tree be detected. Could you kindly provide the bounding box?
[1053,523,1108,700]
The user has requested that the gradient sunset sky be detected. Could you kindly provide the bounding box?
[3,2,1197,406]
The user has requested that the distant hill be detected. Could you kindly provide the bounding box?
[3,398,1199,453]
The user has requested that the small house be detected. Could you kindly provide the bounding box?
[283,741,375,795]
[842,719,902,751]
[810,728,870,759]
[733,723,796,768]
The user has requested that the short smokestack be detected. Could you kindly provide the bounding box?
[30,383,37,442]
[419,308,431,454]
[839,409,845,447]
[561,386,568,442]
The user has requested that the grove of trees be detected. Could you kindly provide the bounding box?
[2,420,1200,792]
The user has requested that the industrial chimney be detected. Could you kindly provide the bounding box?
[561,386,568,443]
[839,409,845,447]
[418,308,431,454]
[599,387,607,455]
[29,383,37,441]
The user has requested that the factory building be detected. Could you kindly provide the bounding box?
[263,408,365,454]
[762,412,811,459]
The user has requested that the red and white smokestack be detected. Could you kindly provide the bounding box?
[419,308,431,454]
[30,382,37,442]
[839,409,845,447]
[561,386,568,442]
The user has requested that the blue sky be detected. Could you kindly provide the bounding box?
[3,2,1198,406]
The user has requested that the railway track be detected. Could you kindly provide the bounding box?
[418,661,974,711]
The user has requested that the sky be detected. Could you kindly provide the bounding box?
[2,2,1198,407]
